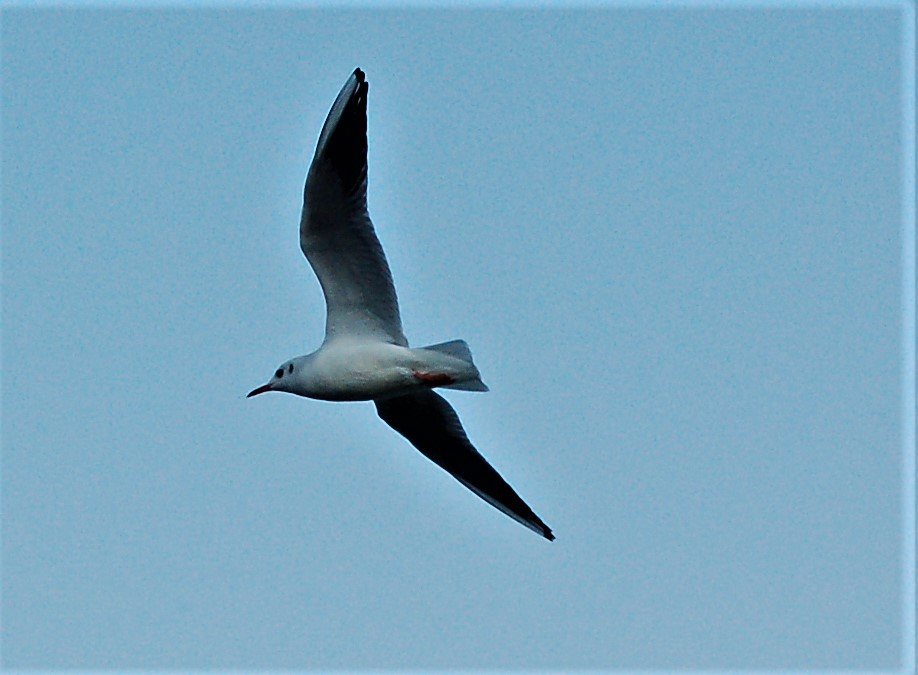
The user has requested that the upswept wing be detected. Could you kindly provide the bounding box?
[375,391,554,540]
[300,68,406,346]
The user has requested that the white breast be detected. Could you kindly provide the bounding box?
[307,340,418,401]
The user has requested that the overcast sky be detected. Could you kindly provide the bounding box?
[2,4,914,672]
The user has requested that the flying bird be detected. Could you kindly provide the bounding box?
[248,68,554,541]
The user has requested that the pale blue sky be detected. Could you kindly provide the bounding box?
[2,4,914,671]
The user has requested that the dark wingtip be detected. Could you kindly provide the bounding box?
[354,67,365,82]
[543,527,556,542]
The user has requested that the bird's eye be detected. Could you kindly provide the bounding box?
[275,368,284,379]
[288,364,294,374]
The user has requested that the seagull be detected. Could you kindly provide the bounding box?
[248,68,554,541]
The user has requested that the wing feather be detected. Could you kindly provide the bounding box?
[300,68,406,345]
[375,391,554,540]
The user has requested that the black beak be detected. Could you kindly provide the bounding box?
[246,383,273,398]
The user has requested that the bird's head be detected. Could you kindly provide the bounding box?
[247,356,309,398]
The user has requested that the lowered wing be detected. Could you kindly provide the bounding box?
[375,390,554,540]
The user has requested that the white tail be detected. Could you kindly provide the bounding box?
[421,340,489,392]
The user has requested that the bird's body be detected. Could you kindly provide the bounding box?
[248,68,554,541]
[253,339,488,402]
